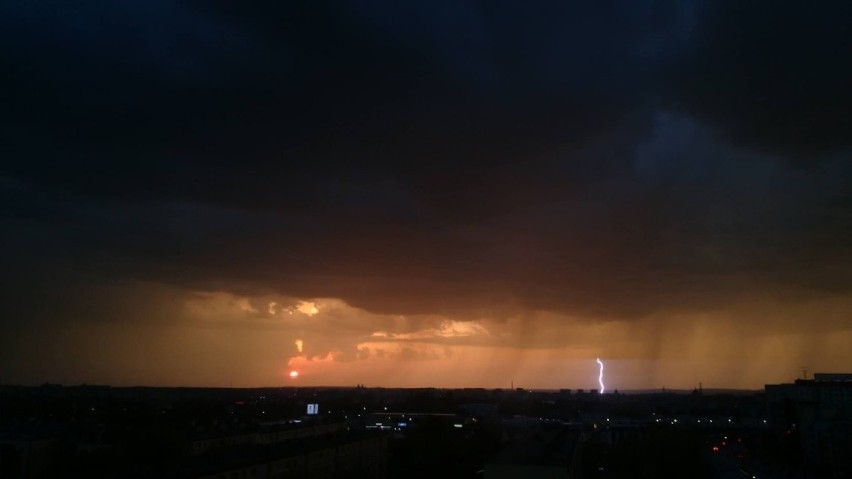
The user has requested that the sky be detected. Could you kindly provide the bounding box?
[1,1,851,390]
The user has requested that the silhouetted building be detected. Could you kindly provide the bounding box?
[766,374,852,478]
[0,438,60,479]
[485,420,579,479]
[193,431,387,479]
[191,422,346,455]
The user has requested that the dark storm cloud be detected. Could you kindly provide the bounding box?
[662,2,852,158]
[1,1,671,199]
[1,0,850,325]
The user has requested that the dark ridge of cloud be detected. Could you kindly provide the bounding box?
[3,111,849,323]
[1,1,851,325]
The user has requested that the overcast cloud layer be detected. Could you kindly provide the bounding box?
[1,1,850,388]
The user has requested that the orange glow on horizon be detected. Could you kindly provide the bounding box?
[289,370,299,379]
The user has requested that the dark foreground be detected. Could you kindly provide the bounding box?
[1,379,850,478]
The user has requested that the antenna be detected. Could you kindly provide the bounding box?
[800,366,809,380]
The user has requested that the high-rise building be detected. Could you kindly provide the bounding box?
[765,374,852,477]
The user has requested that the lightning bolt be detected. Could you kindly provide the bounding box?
[596,358,605,394]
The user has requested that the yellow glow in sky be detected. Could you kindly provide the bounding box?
[4,289,851,390]
[296,301,319,316]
